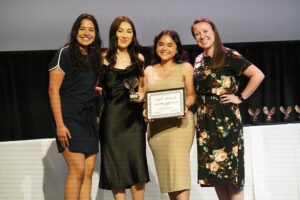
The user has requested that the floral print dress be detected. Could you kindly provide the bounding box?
[193,49,251,189]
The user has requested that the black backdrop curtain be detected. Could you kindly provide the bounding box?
[0,51,56,141]
[1,41,300,141]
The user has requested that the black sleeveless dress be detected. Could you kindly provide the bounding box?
[99,64,149,190]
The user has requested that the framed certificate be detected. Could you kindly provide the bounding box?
[146,87,185,120]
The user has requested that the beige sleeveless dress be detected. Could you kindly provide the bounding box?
[147,63,195,193]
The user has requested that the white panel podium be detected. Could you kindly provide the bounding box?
[0,124,299,200]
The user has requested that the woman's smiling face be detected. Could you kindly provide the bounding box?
[76,19,95,54]
[116,21,133,50]
[156,34,177,62]
[193,22,215,55]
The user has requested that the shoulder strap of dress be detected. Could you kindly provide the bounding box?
[176,62,185,73]
[147,66,153,87]
[169,63,184,82]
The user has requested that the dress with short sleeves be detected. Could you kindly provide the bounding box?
[193,48,252,189]
[99,64,150,190]
[48,46,98,154]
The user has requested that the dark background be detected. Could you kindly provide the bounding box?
[1,41,300,141]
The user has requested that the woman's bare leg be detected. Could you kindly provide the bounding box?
[131,182,145,200]
[112,188,126,200]
[215,185,230,200]
[168,189,190,200]
[79,153,97,200]
[228,186,244,200]
[62,148,85,200]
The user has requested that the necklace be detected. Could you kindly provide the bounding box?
[115,53,131,69]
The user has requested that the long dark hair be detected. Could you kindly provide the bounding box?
[151,30,187,65]
[191,18,225,70]
[106,16,143,76]
[67,13,102,76]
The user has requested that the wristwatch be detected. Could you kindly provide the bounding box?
[238,94,245,102]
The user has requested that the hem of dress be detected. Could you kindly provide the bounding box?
[160,186,191,194]
[199,183,244,190]
[199,184,214,187]
[99,179,150,190]
[58,146,99,154]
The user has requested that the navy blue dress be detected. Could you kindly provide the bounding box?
[99,64,149,189]
[48,46,98,154]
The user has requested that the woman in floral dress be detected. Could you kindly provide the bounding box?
[191,18,265,200]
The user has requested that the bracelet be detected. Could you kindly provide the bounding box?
[238,94,245,102]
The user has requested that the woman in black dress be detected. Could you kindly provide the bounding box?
[98,16,149,200]
[191,18,264,200]
[48,13,102,200]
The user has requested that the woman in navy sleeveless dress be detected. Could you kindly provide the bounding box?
[48,14,102,200]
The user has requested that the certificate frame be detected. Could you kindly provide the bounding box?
[146,87,185,120]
